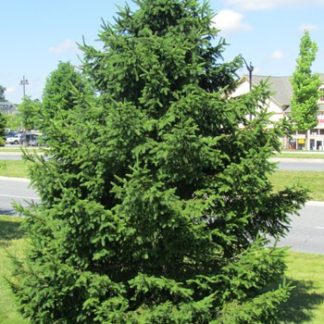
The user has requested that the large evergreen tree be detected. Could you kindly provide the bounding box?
[291,30,321,150]
[16,1,306,322]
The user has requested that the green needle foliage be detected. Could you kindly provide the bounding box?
[15,1,306,323]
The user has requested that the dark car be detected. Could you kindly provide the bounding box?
[20,132,41,146]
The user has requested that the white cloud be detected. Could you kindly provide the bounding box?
[225,0,324,10]
[270,50,284,60]
[253,66,262,74]
[5,87,15,94]
[300,24,318,32]
[49,39,78,54]
[212,9,252,33]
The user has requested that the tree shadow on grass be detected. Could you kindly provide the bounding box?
[0,219,24,247]
[278,278,324,323]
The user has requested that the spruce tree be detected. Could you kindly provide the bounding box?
[16,1,306,322]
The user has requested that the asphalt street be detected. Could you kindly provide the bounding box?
[2,154,324,171]
[271,158,324,171]
[2,153,324,171]
[0,177,38,215]
[1,165,324,254]
[0,152,24,160]
[276,201,324,254]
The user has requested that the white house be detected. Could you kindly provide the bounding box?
[0,101,16,114]
[233,74,324,150]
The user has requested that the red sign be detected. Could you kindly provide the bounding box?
[318,115,324,124]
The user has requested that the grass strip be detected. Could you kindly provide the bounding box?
[0,147,42,153]
[1,217,324,323]
[279,251,324,323]
[0,160,32,178]
[0,216,28,323]
[275,153,324,159]
[270,170,324,201]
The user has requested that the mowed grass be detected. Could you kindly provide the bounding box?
[0,148,22,153]
[0,216,28,323]
[0,147,42,153]
[275,152,324,159]
[270,171,324,201]
[0,160,32,178]
[279,252,324,323]
[1,216,324,323]
[0,160,323,203]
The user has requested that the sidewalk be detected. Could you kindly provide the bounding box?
[271,157,324,163]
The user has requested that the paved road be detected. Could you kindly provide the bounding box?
[0,152,24,160]
[0,177,38,215]
[277,201,324,254]
[2,154,324,171]
[1,177,324,254]
[271,158,324,171]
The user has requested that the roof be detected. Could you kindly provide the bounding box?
[245,74,324,108]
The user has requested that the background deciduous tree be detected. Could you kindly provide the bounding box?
[17,97,42,131]
[0,85,6,102]
[291,30,321,150]
[0,85,7,145]
[15,1,306,322]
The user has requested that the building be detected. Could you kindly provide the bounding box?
[232,74,324,150]
[0,101,17,114]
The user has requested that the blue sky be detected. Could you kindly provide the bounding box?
[2,0,324,103]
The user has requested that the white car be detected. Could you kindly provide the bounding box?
[6,134,22,145]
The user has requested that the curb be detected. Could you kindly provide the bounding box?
[270,158,324,163]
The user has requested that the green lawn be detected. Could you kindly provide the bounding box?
[0,148,22,153]
[0,160,32,178]
[1,216,324,323]
[0,161,323,204]
[270,171,324,201]
[0,216,28,323]
[278,252,324,323]
[0,147,42,153]
[275,153,324,159]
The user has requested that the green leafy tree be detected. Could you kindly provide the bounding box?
[0,85,7,145]
[291,31,321,150]
[18,97,42,130]
[42,61,91,116]
[0,113,6,145]
[15,1,306,322]
[0,85,6,102]
[4,114,21,130]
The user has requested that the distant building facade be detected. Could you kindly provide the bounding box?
[0,101,17,114]
[232,74,324,150]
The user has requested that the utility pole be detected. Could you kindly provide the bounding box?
[243,58,254,120]
[20,75,29,98]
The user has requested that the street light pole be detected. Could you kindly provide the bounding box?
[243,58,254,120]
[20,75,29,98]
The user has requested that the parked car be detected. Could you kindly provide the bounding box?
[20,131,41,146]
[6,133,22,145]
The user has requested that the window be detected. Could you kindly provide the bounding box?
[311,129,318,135]
[320,87,324,101]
